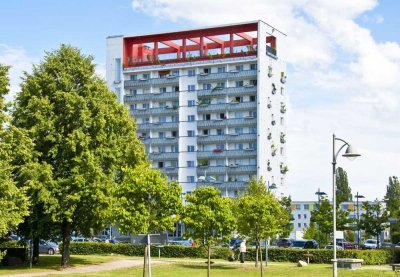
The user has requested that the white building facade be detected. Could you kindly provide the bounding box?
[106,21,287,196]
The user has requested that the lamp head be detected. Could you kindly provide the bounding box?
[355,194,365,199]
[268,183,277,190]
[342,145,361,161]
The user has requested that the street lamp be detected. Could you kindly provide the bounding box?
[354,192,365,249]
[332,134,361,277]
[266,181,277,266]
[315,188,327,245]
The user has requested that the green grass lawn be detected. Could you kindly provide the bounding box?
[49,261,396,277]
[0,254,123,275]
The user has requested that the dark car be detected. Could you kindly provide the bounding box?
[277,238,293,248]
[304,240,319,249]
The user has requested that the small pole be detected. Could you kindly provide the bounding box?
[147,234,152,277]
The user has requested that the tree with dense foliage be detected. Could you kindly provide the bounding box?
[183,186,235,277]
[0,65,31,237]
[12,45,147,267]
[303,222,318,241]
[384,176,400,243]
[310,198,351,244]
[279,195,293,238]
[360,200,389,248]
[235,178,289,277]
[336,167,352,205]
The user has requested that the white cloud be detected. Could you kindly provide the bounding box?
[0,44,36,101]
[132,0,400,201]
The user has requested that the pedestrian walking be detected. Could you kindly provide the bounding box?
[239,239,246,263]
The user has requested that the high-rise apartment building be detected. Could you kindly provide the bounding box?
[106,21,287,197]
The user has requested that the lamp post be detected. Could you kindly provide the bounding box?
[315,188,327,245]
[332,134,361,277]
[265,181,277,266]
[354,192,365,249]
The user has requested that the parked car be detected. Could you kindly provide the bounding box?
[395,242,400,248]
[324,244,344,250]
[304,240,319,249]
[72,237,90,242]
[364,239,378,249]
[229,238,242,250]
[276,238,293,248]
[39,240,59,255]
[337,241,357,250]
[291,240,306,249]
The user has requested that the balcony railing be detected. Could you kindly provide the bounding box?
[142,137,178,146]
[227,165,257,174]
[197,101,257,113]
[193,85,258,98]
[148,152,179,161]
[197,72,228,82]
[197,117,257,128]
[124,76,179,88]
[137,122,179,132]
[197,133,257,144]
[196,181,248,190]
[196,166,227,175]
[125,91,178,103]
[197,149,256,159]
[160,167,178,175]
[227,69,257,80]
[130,107,178,117]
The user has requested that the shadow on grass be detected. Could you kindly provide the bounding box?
[176,262,240,270]
[0,255,93,272]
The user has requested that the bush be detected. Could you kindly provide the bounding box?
[0,241,20,248]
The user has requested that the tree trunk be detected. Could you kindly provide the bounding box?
[61,219,72,267]
[259,241,264,277]
[207,245,211,277]
[143,245,147,277]
[33,237,40,264]
[255,241,258,267]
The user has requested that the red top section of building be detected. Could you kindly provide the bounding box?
[123,22,276,68]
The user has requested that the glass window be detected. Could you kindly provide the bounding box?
[188,85,196,91]
[216,144,225,150]
[159,102,166,108]
[304,214,307,219]
[250,64,257,70]
[130,74,137,81]
[235,81,243,87]
[304,204,309,210]
[236,144,243,150]
[187,115,195,122]
[114,58,121,82]
[171,70,179,76]
[187,145,195,152]
[235,65,244,71]
[158,132,165,138]
[188,69,195,76]
[172,146,179,153]
[159,87,167,93]
[188,100,195,107]
[296,204,301,210]
[171,116,179,122]
[216,82,225,88]
[159,116,166,123]
[250,95,256,102]
[298,223,301,228]
[187,176,195,182]
[187,130,195,137]
[297,214,301,219]
[130,104,137,111]
[235,128,243,134]
[129,89,137,95]
[217,129,224,135]
[142,73,150,80]
[187,161,195,167]
[217,67,225,73]
[203,83,212,90]
[216,160,224,166]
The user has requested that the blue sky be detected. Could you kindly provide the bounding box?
[1,0,399,201]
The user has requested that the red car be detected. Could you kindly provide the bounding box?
[337,241,357,249]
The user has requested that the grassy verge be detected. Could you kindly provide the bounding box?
[0,254,125,275]
[48,261,396,277]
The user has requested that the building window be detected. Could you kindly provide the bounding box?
[159,102,166,108]
[188,100,195,107]
[114,58,121,82]
[130,74,137,81]
[304,204,309,210]
[216,160,224,166]
[217,129,224,136]
[219,113,225,119]
[296,204,301,210]
[187,130,195,137]
[304,214,307,219]
[304,223,308,227]
[216,82,225,88]
[171,70,179,76]
[203,83,212,90]
[297,214,301,219]
[250,95,256,102]
[298,223,301,228]
[187,145,195,152]
[172,146,179,153]
[188,69,195,76]
[142,73,150,80]
[171,131,177,138]
[158,162,164,168]
[188,85,196,91]
[216,143,225,150]
[158,132,165,138]
[236,144,243,150]
[235,81,244,87]
[130,104,137,111]
[217,67,225,73]
[250,64,257,70]
[203,68,211,74]
[172,116,179,122]
[187,161,195,168]
[235,128,243,134]
[159,87,167,93]
[129,89,137,95]
[204,114,211,121]
[188,115,195,122]
[187,176,195,182]
[203,129,209,135]
[142,103,149,109]
[250,127,256,134]
[159,116,166,123]
[235,65,244,71]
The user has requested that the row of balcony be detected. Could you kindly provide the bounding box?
[197,101,256,113]
[197,85,256,97]
[137,122,179,132]
[196,165,257,174]
[148,149,257,161]
[197,69,257,82]
[125,91,178,102]
[196,181,248,190]
[130,107,178,117]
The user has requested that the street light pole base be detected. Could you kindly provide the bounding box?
[331,259,338,277]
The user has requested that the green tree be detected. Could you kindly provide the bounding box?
[279,195,293,238]
[384,176,400,243]
[12,45,147,267]
[336,167,352,205]
[360,200,389,248]
[236,178,289,276]
[310,198,351,245]
[303,222,318,241]
[0,64,30,237]
[183,186,235,277]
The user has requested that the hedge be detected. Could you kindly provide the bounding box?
[68,242,399,265]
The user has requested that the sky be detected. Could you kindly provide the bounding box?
[1,0,399,201]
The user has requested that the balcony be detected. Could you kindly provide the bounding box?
[197,149,256,159]
[196,117,257,129]
[227,101,257,111]
[125,91,179,103]
[197,133,257,144]
[196,181,248,190]
[197,86,257,98]
[148,152,179,161]
[124,76,179,88]
[196,166,227,175]
[197,72,228,82]
[137,122,179,132]
[142,137,178,146]
[197,101,257,113]
[227,165,257,174]
[198,103,230,113]
[131,107,178,116]
[161,167,178,175]
[227,69,257,81]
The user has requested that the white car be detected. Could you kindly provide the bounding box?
[364,239,378,249]
[324,245,344,250]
